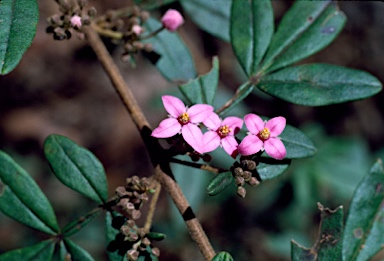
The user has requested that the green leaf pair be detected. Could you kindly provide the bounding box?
[230,0,381,106]
[0,134,109,260]
[292,160,384,261]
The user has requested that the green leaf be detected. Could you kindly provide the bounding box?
[257,161,290,181]
[0,240,55,261]
[146,232,166,241]
[280,124,317,159]
[0,151,59,234]
[62,208,102,237]
[342,159,384,261]
[231,0,273,76]
[0,0,39,75]
[291,204,343,261]
[212,251,234,261]
[143,17,196,83]
[63,239,95,261]
[181,0,230,41]
[179,57,219,105]
[317,204,344,260]
[291,241,315,261]
[261,1,346,73]
[258,64,382,106]
[106,212,125,261]
[44,134,108,204]
[217,82,254,116]
[207,171,233,196]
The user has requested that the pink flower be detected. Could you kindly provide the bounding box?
[151,95,213,153]
[202,113,243,158]
[132,25,143,36]
[70,15,82,29]
[161,9,184,32]
[238,114,286,160]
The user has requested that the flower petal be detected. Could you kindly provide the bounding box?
[222,116,243,135]
[151,118,181,138]
[162,95,186,118]
[221,136,239,158]
[187,104,214,123]
[244,114,264,134]
[238,135,263,156]
[202,131,221,153]
[264,138,287,160]
[203,112,221,131]
[182,124,204,153]
[266,116,286,137]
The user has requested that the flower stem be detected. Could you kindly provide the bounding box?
[144,180,161,233]
[170,157,226,174]
[83,24,215,261]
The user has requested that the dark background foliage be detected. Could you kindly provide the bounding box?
[0,1,384,260]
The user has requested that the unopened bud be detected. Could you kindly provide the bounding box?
[161,9,184,32]
[248,177,260,186]
[127,249,139,261]
[127,219,136,228]
[131,209,141,220]
[243,171,252,182]
[120,225,131,236]
[88,7,97,17]
[77,0,86,8]
[116,186,127,197]
[70,15,82,29]
[237,186,246,198]
[152,247,160,257]
[235,176,244,186]
[141,237,151,246]
[140,177,150,188]
[202,154,212,162]
[140,11,150,22]
[233,167,243,177]
[126,233,139,242]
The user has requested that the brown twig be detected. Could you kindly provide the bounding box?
[83,25,215,261]
[144,180,161,233]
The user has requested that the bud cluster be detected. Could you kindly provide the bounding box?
[46,0,96,40]
[111,176,160,260]
[232,158,260,198]
[167,135,212,163]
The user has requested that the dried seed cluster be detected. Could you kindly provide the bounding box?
[46,0,95,40]
[111,176,160,260]
[232,158,260,198]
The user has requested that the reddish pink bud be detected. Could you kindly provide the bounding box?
[70,15,82,29]
[161,9,184,32]
[132,25,143,35]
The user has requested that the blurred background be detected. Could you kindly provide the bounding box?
[1,1,384,260]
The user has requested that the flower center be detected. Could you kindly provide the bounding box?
[218,125,231,138]
[178,112,190,125]
[258,127,270,141]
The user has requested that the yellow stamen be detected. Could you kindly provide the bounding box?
[218,125,231,138]
[178,112,190,124]
[258,127,270,140]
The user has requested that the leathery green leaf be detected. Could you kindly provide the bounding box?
[207,171,234,196]
[0,0,39,75]
[291,204,343,260]
[143,17,196,83]
[231,0,273,76]
[179,57,219,105]
[0,151,59,234]
[280,124,317,159]
[257,161,290,181]
[44,134,108,204]
[261,1,346,73]
[64,239,95,261]
[0,240,55,261]
[342,159,384,261]
[181,0,231,41]
[212,251,234,261]
[258,64,382,106]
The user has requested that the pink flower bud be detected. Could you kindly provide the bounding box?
[70,15,82,29]
[132,25,143,35]
[161,9,184,32]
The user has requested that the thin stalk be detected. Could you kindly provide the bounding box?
[83,25,215,261]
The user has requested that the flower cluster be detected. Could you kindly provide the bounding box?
[151,96,287,160]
